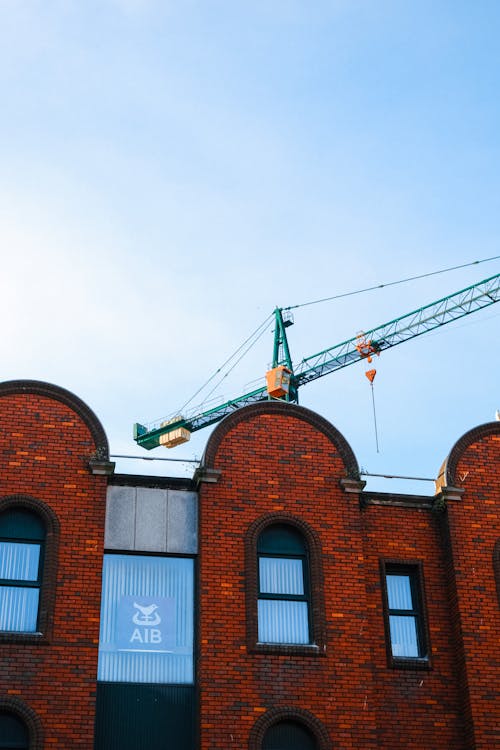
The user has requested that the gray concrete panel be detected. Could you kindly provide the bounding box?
[134,488,168,552]
[105,486,136,550]
[167,490,198,554]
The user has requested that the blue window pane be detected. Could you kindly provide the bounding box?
[0,542,40,581]
[0,587,39,632]
[258,600,309,644]
[389,615,419,657]
[259,557,304,595]
[386,574,412,610]
[98,555,194,684]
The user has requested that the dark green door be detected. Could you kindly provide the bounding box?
[94,684,196,750]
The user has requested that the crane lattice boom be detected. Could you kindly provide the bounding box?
[295,272,500,385]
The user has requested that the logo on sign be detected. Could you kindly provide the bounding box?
[116,596,176,652]
[132,602,161,626]
[130,602,162,644]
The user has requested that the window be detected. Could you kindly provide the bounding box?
[246,515,325,654]
[249,708,329,750]
[262,720,317,750]
[257,524,310,645]
[98,554,194,684]
[381,561,429,666]
[0,711,29,749]
[0,509,45,633]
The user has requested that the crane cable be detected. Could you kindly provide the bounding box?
[196,320,271,408]
[287,254,500,453]
[284,255,500,311]
[370,380,380,454]
[177,312,274,415]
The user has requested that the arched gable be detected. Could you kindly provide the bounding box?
[437,421,500,489]
[0,380,109,458]
[202,401,359,478]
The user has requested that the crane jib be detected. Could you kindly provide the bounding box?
[296,273,500,382]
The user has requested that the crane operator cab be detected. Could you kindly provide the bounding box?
[266,365,293,399]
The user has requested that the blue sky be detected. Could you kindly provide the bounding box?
[1,1,499,491]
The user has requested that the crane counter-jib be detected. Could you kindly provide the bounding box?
[134,385,270,450]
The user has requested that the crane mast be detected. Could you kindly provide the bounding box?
[134,272,500,450]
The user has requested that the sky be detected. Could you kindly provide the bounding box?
[1,0,499,493]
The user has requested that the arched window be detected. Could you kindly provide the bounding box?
[257,524,310,645]
[262,720,317,750]
[0,509,45,633]
[246,514,325,654]
[0,710,29,749]
[249,708,329,750]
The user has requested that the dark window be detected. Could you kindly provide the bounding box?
[381,561,429,665]
[0,711,29,749]
[262,720,317,750]
[0,510,45,633]
[257,525,310,644]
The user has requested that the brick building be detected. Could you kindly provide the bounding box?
[0,380,498,749]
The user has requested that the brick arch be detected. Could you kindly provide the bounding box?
[202,401,359,479]
[0,695,44,750]
[436,421,500,489]
[0,494,60,644]
[245,512,326,655]
[0,380,109,458]
[248,706,331,750]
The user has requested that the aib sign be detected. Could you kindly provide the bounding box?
[116,596,176,653]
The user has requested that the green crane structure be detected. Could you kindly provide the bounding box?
[134,272,500,450]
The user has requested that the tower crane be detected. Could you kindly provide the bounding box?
[134,272,500,450]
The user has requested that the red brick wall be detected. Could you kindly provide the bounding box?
[361,504,465,749]
[0,385,108,747]
[197,403,492,750]
[198,404,376,750]
[442,425,500,750]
